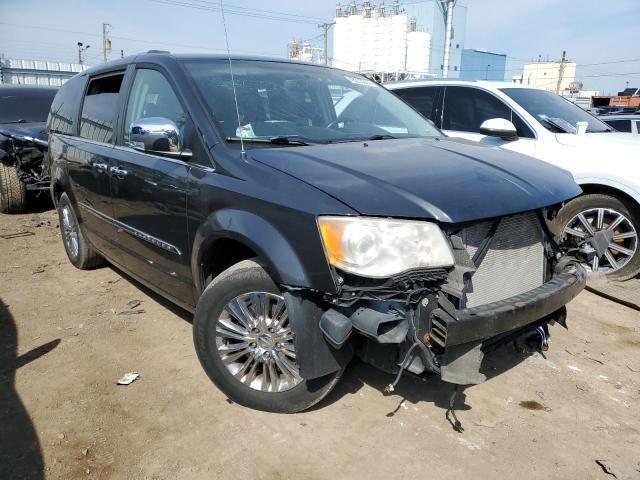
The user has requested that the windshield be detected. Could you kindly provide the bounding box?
[500,88,611,133]
[0,90,57,124]
[183,60,440,144]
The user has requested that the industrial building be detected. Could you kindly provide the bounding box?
[330,1,466,80]
[0,58,87,86]
[403,0,466,78]
[459,48,507,81]
[288,40,325,64]
[332,1,432,81]
[511,59,577,93]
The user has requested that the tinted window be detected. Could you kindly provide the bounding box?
[636,121,640,134]
[604,119,632,133]
[48,76,84,135]
[442,86,534,138]
[183,60,440,143]
[394,86,442,127]
[0,88,57,124]
[80,73,124,143]
[123,69,187,149]
[500,88,611,133]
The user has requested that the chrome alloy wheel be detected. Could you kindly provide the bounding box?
[215,292,302,393]
[563,207,638,273]
[61,205,80,259]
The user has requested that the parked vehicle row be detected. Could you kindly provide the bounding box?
[0,85,57,213]
[45,52,588,412]
[599,114,640,134]
[386,80,640,279]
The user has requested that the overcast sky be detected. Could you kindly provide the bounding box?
[1,0,638,94]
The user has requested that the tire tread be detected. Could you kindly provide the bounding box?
[0,164,27,214]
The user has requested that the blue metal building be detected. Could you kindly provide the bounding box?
[459,49,507,81]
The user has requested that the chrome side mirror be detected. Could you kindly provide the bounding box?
[128,117,192,159]
[479,118,518,141]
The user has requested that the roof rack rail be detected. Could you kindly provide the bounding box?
[146,50,171,54]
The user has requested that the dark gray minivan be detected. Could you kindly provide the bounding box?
[48,52,585,412]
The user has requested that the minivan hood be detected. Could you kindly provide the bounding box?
[249,137,581,224]
[0,122,47,141]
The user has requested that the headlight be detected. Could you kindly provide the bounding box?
[318,216,454,278]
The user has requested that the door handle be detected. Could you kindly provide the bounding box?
[110,166,128,180]
[94,162,108,174]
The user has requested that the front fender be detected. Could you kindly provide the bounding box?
[191,208,336,296]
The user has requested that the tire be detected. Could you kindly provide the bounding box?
[57,193,104,270]
[0,164,27,214]
[555,194,640,280]
[193,259,342,413]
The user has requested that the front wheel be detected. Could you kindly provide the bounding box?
[193,259,342,413]
[556,194,640,280]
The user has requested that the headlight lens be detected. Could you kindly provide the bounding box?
[318,216,454,278]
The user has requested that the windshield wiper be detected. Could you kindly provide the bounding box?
[538,116,573,134]
[225,136,322,146]
[3,119,28,124]
[366,134,397,140]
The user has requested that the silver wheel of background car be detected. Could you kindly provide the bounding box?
[563,207,638,273]
[215,292,302,393]
[61,205,80,259]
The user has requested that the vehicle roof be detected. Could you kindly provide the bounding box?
[384,79,541,91]
[0,84,58,93]
[79,51,333,77]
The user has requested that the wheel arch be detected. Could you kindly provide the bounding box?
[50,179,64,207]
[576,181,640,212]
[191,209,320,297]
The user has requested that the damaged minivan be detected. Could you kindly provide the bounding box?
[0,85,57,213]
[49,53,586,412]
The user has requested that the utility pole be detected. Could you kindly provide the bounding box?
[317,22,335,65]
[102,23,113,63]
[77,42,90,65]
[438,0,457,77]
[556,50,566,95]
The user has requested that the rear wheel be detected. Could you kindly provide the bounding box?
[57,193,104,270]
[556,194,640,280]
[0,164,27,214]
[193,259,342,413]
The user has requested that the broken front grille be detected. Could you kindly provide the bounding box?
[460,212,546,309]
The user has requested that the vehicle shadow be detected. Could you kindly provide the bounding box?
[316,343,529,426]
[0,298,60,479]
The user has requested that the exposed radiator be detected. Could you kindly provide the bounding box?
[461,212,545,309]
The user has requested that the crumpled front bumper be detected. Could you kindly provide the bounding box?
[432,265,587,348]
[434,264,587,384]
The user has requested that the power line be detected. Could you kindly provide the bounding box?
[150,0,326,24]
[188,0,327,21]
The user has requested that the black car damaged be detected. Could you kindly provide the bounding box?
[0,85,57,213]
[48,53,586,412]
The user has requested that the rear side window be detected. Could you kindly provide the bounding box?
[443,86,534,138]
[48,76,84,135]
[604,119,632,133]
[393,86,443,127]
[80,73,124,143]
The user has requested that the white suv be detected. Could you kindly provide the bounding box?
[386,80,640,279]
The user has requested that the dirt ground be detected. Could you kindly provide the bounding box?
[1,208,639,480]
